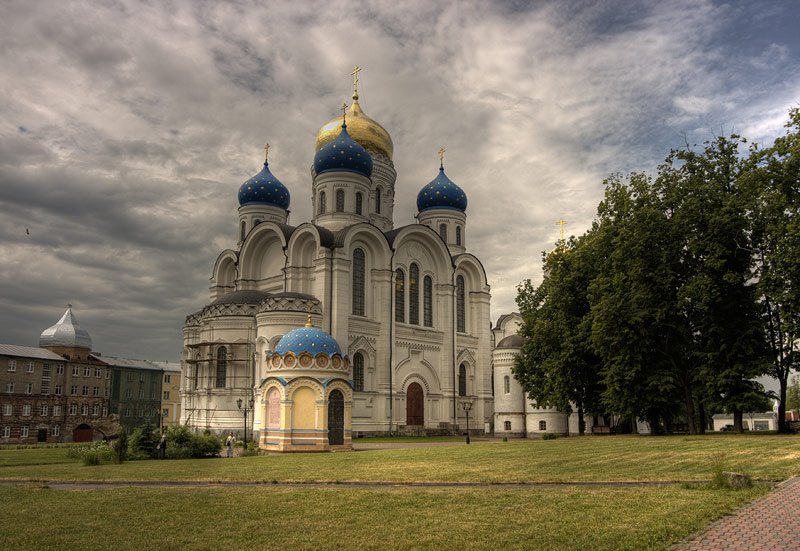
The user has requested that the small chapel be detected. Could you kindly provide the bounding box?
[180,68,494,446]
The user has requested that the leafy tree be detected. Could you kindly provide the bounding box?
[786,376,800,412]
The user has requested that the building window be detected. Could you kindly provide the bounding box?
[240,221,246,241]
[423,276,433,327]
[27,362,35,373]
[41,404,48,416]
[456,275,466,333]
[52,425,60,437]
[41,381,50,395]
[8,360,16,372]
[3,404,11,416]
[139,388,144,399]
[163,408,169,418]
[81,404,89,416]
[318,191,326,214]
[82,386,89,396]
[456,226,462,246]
[458,364,467,397]
[43,364,51,377]
[504,376,510,394]
[5,383,14,393]
[25,383,33,394]
[102,407,108,417]
[53,405,61,417]
[84,367,91,377]
[124,407,130,417]
[125,389,132,398]
[106,370,110,379]
[539,420,546,431]
[215,347,227,388]
[92,404,99,416]
[352,247,366,316]
[336,189,345,212]
[353,352,365,392]
[164,374,171,384]
[355,192,363,215]
[69,404,77,415]
[95,368,101,378]
[163,391,170,400]
[92,387,99,396]
[504,420,512,431]
[394,269,405,323]
[56,365,63,375]
[439,223,447,242]
[375,187,381,214]
[72,366,80,376]
[2,426,10,438]
[409,263,420,325]
[53,385,61,396]
[105,387,109,397]
[20,426,29,438]
[22,404,31,416]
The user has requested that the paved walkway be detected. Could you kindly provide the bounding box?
[676,477,800,550]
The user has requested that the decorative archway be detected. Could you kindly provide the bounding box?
[328,389,344,445]
[73,423,93,442]
[406,382,424,426]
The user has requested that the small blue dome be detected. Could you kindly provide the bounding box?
[238,162,291,209]
[416,166,468,213]
[275,325,342,356]
[313,124,372,178]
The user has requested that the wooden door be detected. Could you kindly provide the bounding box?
[328,390,344,445]
[406,382,424,426]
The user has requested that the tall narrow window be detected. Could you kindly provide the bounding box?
[458,364,467,397]
[504,375,510,394]
[240,221,246,241]
[409,263,420,325]
[375,187,381,214]
[356,192,363,215]
[352,248,366,316]
[395,269,405,323]
[353,352,365,392]
[456,275,465,333]
[439,223,448,242]
[336,189,345,212]
[423,276,433,327]
[215,347,227,388]
[456,226,462,246]
[319,191,326,214]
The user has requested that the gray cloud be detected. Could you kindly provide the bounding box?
[1,0,798,360]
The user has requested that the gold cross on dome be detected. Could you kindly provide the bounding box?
[264,143,270,162]
[438,146,445,166]
[556,218,568,241]
[341,102,348,125]
[351,65,361,95]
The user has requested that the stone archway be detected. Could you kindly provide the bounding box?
[406,382,424,426]
[328,389,344,445]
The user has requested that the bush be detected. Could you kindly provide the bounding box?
[114,432,128,463]
[128,422,160,460]
[542,433,558,440]
[66,441,115,466]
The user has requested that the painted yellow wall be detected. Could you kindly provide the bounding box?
[291,386,316,429]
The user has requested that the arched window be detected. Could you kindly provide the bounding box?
[423,275,433,327]
[193,354,200,389]
[456,226,462,246]
[215,347,227,388]
[439,223,448,242]
[456,275,466,333]
[352,248,365,316]
[353,352,365,392]
[375,187,381,214]
[356,192,363,215]
[504,420,512,431]
[336,189,345,212]
[394,269,405,323]
[458,363,467,396]
[504,375,510,394]
[240,221,246,241]
[409,264,420,325]
[319,191,326,214]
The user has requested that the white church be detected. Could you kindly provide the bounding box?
[180,72,575,442]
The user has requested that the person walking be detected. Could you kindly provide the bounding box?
[226,433,234,458]
[158,433,167,460]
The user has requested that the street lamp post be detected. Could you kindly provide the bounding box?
[237,397,255,449]
[462,401,472,444]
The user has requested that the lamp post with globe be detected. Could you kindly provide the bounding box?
[462,401,472,444]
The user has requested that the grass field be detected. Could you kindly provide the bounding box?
[1,434,797,549]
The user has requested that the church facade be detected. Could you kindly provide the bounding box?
[180,77,493,440]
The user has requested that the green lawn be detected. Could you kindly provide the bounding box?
[0,434,795,550]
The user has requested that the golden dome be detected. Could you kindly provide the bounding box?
[315,94,394,161]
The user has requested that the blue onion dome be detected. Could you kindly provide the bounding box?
[416,165,468,213]
[313,123,373,178]
[238,160,291,209]
[275,320,343,357]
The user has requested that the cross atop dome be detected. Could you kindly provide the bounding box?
[351,65,361,99]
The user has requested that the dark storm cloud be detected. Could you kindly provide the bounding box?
[1,0,798,361]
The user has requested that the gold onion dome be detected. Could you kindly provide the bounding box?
[315,94,393,161]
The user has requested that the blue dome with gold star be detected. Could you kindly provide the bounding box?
[417,166,468,213]
[238,161,291,209]
[313,123,373,178]
[275,324,342,356]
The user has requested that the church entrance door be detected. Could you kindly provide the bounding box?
[406,382,424,426]
[328,390,344,445]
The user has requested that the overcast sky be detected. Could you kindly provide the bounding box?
[1,0,798,362]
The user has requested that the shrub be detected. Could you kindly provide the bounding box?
[67,441,115,466]
[542,433,558,440]
[128,422,160,460]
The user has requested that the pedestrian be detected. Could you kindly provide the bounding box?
[226,433,234,458]
[158,433,167,460]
